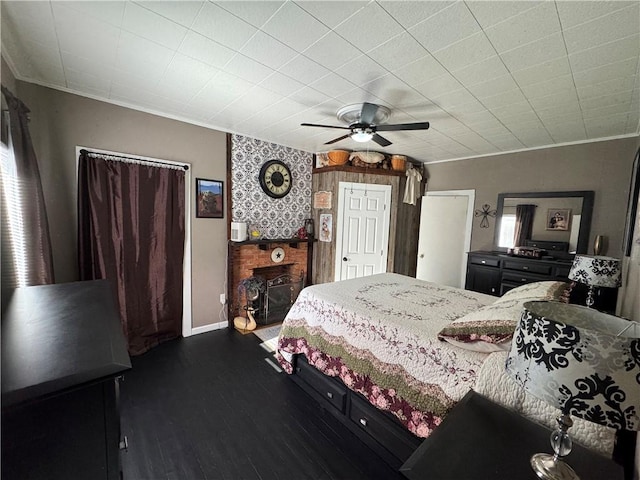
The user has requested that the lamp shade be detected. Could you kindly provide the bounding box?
[506,301,640,431]
[568,255,622,288]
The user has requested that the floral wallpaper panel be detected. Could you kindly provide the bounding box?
[231,134,312,239]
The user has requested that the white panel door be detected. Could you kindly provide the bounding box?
[335,182,391,281]
[416,190,475,288]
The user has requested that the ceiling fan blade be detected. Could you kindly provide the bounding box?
[372,133,392,147]
[301,123,350,130]
[324,134,352,145]
[376,121,430,131]
[360,102,379,125]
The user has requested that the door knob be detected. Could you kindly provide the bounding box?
[343,257,348,262]
[419,254,424,258]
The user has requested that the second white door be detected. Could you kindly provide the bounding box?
[335,182,391,281]
[416,190,475,288]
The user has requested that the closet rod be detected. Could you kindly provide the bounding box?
[80,148,189,170]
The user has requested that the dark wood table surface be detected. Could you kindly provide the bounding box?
[2,279,131,408]
[401,390,623,480]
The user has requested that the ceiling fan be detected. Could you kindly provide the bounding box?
[301,102,430,147]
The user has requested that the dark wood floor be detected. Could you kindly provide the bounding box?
[120,328,406,480]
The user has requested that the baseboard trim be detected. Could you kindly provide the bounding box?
[190,321,227,336]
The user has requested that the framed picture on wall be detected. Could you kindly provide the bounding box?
[196,178,223,218]
[546,208,571,231]
[319,213,332,242]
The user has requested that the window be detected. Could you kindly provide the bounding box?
[498,214,516,249]
[1,125,29,287]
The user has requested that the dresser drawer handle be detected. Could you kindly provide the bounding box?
[522,266,529,270]
[326,392,333,399]
[521,278,527,282]
[481,260,486,264]
[359,418,368,427]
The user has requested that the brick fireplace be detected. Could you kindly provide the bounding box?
[227,240,312,327]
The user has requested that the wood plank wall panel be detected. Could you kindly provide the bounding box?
[311,170,337,285]
[393,176,423,277]
[311,170,405,284]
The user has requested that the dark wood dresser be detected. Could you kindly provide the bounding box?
[2,280,131,480]
[465,251,618,312]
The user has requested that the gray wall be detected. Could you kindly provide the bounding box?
[424,136,639,259]
[11,80,227,329]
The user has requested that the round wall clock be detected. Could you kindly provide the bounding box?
[259,160,292,199]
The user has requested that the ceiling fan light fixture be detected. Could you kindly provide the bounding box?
[352,131,373,143]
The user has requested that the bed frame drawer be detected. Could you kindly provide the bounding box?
[295,359,346,413]
[349,394,421,461]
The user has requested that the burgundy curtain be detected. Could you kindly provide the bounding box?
[0,86,54,289]
[78,150,185,355]
[513,204,536,247]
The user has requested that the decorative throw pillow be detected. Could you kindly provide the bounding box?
[437,320,515,352]
[496,281,571,304]
[437,281,571,353]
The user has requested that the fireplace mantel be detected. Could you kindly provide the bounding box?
[229,238,315,250]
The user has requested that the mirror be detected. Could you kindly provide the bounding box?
[494,191,594,256]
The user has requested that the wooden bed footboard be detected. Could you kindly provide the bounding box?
[289,354,422,469]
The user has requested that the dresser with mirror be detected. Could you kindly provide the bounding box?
[465,190,617,312]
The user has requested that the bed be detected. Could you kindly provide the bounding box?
[276,273,615,464]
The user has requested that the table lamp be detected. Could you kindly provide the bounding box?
[568,255,622,308]
[506,301,640,480]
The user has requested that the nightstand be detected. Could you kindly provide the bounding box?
[400,390,623,480]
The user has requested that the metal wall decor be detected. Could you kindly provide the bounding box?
[474,204,497,228]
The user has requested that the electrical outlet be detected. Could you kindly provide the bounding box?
[219,293,226,305]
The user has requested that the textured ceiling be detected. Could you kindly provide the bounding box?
[2,1,639,163]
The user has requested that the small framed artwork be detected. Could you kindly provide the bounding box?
[319,213,332,242]
[313,191,332,209]
[196,178,223,218]
[546,208,571,231]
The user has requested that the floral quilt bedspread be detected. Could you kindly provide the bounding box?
[277,273,495,437]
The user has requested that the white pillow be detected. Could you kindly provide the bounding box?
[442,337,512,353]
[497,281,571,304]
[437,281,571,353]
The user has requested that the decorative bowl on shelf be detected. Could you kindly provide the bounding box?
[391,155,407,171]
[327,150,350,165]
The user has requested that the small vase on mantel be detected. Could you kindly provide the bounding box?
[593,235,606,256]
